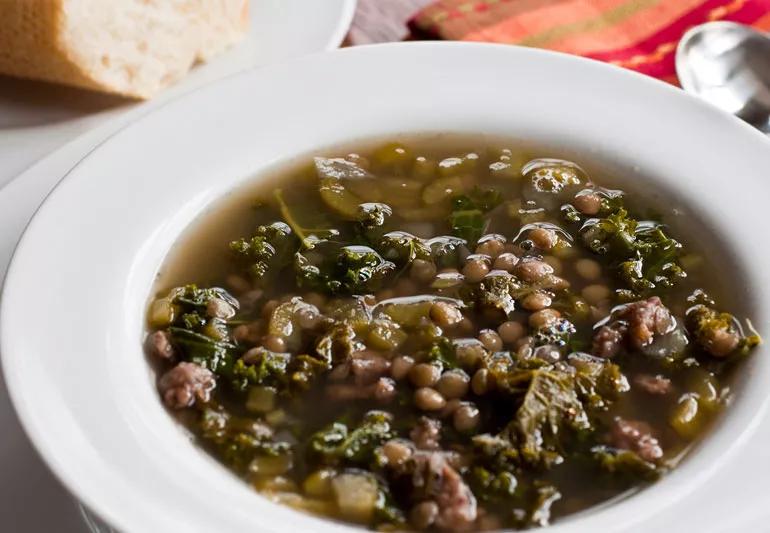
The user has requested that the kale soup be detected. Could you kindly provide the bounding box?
[145,137,761,531]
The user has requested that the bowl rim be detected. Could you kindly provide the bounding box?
[2,41,769,533]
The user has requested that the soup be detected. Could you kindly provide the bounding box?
[146,138,760,531]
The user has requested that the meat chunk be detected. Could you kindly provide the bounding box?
[621,297,674,349]
[329,350,392,385]
[410,417,442,450]
[326,377,397,403]
[609,417,663,462]
[148,330,175,360]
[409,452,477,531]
[350,353,391,385]
[591,323,626,358]
[158,362,215,409]
[592,297,674,357]
[633,374,672,395]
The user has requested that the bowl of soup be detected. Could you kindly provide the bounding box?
[2,43,768,533]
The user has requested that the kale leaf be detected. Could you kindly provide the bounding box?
[296,244,396,295]
[591,445,660,480]
[169,327,242,376]
[199,406,292,473]
[449,187,503,245]
[686,304,762,357]
[309,411,395,465]
[579,208,686,294]
[230,221,296,281]
[503,368,591,467]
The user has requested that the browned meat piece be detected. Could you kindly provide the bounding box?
[592,297,674,357]
[158,362,215,409]
[609,418,663,462]
[326,377,397,403]
[619,297,673,349]
[592,323,626,358]
[329,350,391,384]
[408,452,477,531]
[148,330,175,360]
[633,374,672,395]
[350,353,392,385]
[410,417,442,450]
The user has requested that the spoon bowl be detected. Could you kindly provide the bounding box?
[677,21,770,132]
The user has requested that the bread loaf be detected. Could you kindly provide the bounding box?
[0,0,249,99]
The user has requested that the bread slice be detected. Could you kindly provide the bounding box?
[0,0,249,99]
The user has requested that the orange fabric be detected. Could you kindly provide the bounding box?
[409,0,770,84]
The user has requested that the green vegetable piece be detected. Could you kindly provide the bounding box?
[267,297,321,351]
[371,142,413,174]
[377,231,431,266]
[669,393,704,440]
[422,176,465,205]
[579,209,686,294]
[591,445,660,480]
[199,406,292,473]
[245,386,277,413]
[148,297,176,328]
[296,244,395,295]
[231,348,291,391]
[470,466,518,503]
[230,221,296,281]
[357,202,392,230]
[315,157,378,219]
[309,411,395,465]
[367,319,407,351]
[316,323,361,367]
[686,304,762,357]
[475,273,523,316]
[168,327,241,376]
[319,177,364,219]
[567,353,629,410]
[504,369,591,467]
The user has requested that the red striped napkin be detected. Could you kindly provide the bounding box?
[409,0,770,84]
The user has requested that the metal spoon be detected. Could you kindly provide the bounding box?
[676,21,770,133]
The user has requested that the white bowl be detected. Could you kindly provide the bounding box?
[2,43,768,533]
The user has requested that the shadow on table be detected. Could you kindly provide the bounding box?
[0,75,130,129]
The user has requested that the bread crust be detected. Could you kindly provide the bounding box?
[0,0,249,99]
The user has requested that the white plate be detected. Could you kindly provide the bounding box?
[2,43,770,533]
[0,2,355,531]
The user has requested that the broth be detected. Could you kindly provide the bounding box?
[146,136,760,531]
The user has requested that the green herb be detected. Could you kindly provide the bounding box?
[230,221,296,281]
[591,445,660,480]
[296,245,395,295]
[309,411,395,465]
[579,208,686,294]
[686,304,762,357]
[449,187,503,244]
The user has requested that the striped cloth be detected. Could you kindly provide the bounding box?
[408,0,770,84]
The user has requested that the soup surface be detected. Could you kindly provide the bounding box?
[146,138,760,531]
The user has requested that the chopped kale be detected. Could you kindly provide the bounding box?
[169,327,241,376]
[449,186,503,244]
[296,244,396,295]
[591,445,660,480]
[309,411,395,466]
[503,369,591,467]
[474,273,523,315]
[579,208,686,294]
[230,221,296,281]
[686,304,762,357]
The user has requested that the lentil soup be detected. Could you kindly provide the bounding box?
[146,137,761,531]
